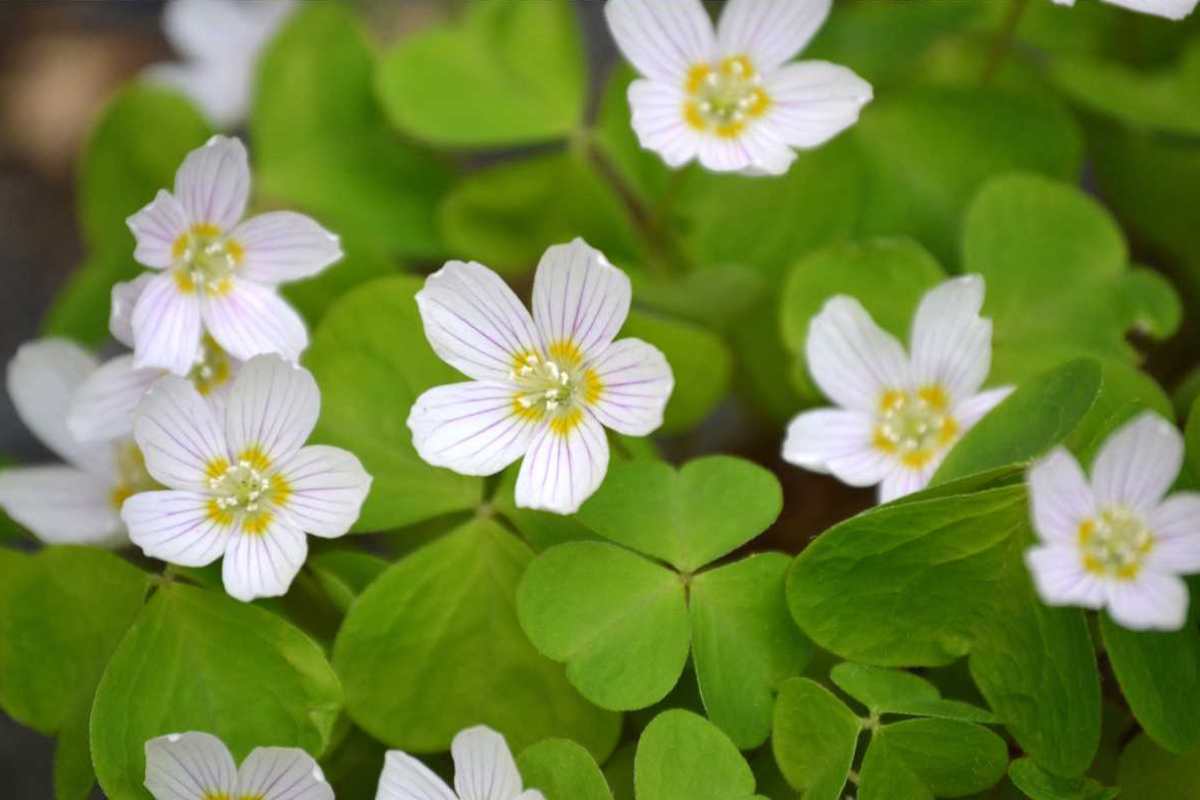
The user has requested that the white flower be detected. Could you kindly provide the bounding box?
[0,340,159,546]
[1025,412,1200,631]
[376,725,544,800]
[122,355,372,602]
[783,276,1013,503]
[125,135,342,376]
[144,731,331,800]
[408,238,674,515]
[1051,0,1196,21]
[604,0,872,176]
[144,0,296,128]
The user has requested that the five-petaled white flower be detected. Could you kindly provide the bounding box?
[376,725,544,800]
[124,135,341,377]
[783,276,1013,503]
[605,0,872,176]
[408,238,674,515]
[1051,0,1196,21]
[144,731,331,800]
[1025,412,1200,631]
[122,355,371,602]
[144,0,297,128]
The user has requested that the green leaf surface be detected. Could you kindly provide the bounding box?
[517,541,690,711]
[577,456,782,573]
[518,738,613,800]
[689,554,814,749]
[771,678,860,800]
[377,0,585,147]
[829,664,995,724]
[304,275,483,531]
[492,466,595,552]
[334,518,619,758]
[634,710,758,800]
[91,582,342,800]
[308,550,388,614]
[1118,734,1200,798]
[1008,757,1119,800]
[1188,396,1200,487]
[857,718,1008,800]
[1063,360,1174,469]
[592,64,672,205]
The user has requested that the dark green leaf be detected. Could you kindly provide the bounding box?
[829,663,995,723]
[857,718,1008,800]
[1008,757,1119,800]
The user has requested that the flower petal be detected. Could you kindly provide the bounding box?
[514,410,610,515]
[122,490,230,567]
[1147,493,1200,574]
[605,0,716,83]
[111,273,156,348]
[879,464,934,503]
[231,211,342,286]
[628,79,702,169]
[1025,543,1106,609]
[415,260,541,382]
[131,272,204,376]
[144,731,237,800]
[806,296,909,412]
[782,408,891,486]
[276,445,371,538]
[516,793,547,800]
[1102,0,1198,21]
[954,386,1013,429]
[408,382,540,477]
[532,239,631,361]
[236,746,333,800]
[375,751,456,800]
[0,466,123,546]
[173,135,250,230]
[200,279,308,363]
[1105,572,1190,632]
[452,726,523,800]
[7,339,112,476]
[224,355,319,468]
[587,338,673,436]
[1091,411,1183,512]
[128,189,191,269]
[134,376,229,491]
[696,136,755,173]
[909,275,992,400]
[737,122,797,176]
[716,0,831,72]
[68,355,162,443]
[1027,448,1095,544]
[221,515,308,602]
[760,61,872,148]
[143,61,252,131]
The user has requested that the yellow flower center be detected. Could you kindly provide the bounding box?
[509,343,603,437]
[872,387,959,470]
[189,335,234,395]
[172,223,243,296]
[683,55,771,139]
[1079,507,1155,581]
[204,449,290,535]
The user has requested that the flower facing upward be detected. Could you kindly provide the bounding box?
[376,725,544,800]
[124,135,342,376]
[144,731,331,800]
[408,238,674,515]
[783,276,1013,503]
[122,355,371,602]
[605,0,872,175]
[1025,412,1200,631]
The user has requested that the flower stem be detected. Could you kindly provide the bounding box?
[981,0,1030,85]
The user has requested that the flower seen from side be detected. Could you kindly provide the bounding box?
[376,725,544,800]
[144,730,331,800]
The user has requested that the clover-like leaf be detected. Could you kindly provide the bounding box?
[634,710,760,800]
[1117,734,1200,798]
[518,739,614,800]
[334,519,620,759]
[1009,757,1119,800]
[829,664,994,724]
[772,678,861,800]
[307,550,387,614]
[857,718,1008,800]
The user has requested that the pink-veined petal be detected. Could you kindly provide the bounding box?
[628,79,703,169]
[910,275,992,400]
[415,260,541,382]
[605,0,716,83]
[200,279,308,363]
[127,189,190,269]
[716,0,831,72]
[131,272,204,376]
[452,726,523,800]
[1147,493,1200,574]
[1025,543,1106,609]
[1105,571,1190,632]
[1027,448,1095,544]
[134,375,229,491]
[782,407,893,488]
[695,136,755,173]
[879,463,934,503]
[954,386,1013,429]
[587,338,673,436]
[0,466,123,546]
[408,382,540,477]
[1091,411,1183,512]
[737,121,796,176]
[275,445,371,539]
[375,751,456,800]
[805,296,909,412]
[514,411,610,515]
[224,355,318,468]
[760,60,872,148]
[221,514,307,602]
[68,354,162,443]
[230,211,342,286]
[122,489,229,567]
[532,239,631,360]
[144,731,237,800]
[235,747,333,800]
[111,273,157,348]
[173,135,250,230]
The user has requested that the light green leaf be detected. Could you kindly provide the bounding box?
[334,518,619,759]
[829,663,995,724]
[1117,268,1182,340]
[630,265,765,333]
[55,702,95,800]
[91,582,342,800]
[517,541,690,711]
[1063,360,1174,469]
[1118,734,1200,798]
[933,359,1103,485]
[377,0,585,147]
[308,550,388,614]
[857,718,1008,800]
[635,710,758,800]
[592,64,673,205]
[304,275,483,531]
[1008,757,1119,800]
[771,678,860,800]
[577,456,782,573]
[518,739,613,800]
[689,554,814,749]
[492,466,595,552]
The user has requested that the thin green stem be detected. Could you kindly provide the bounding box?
[981,0,1031,85]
